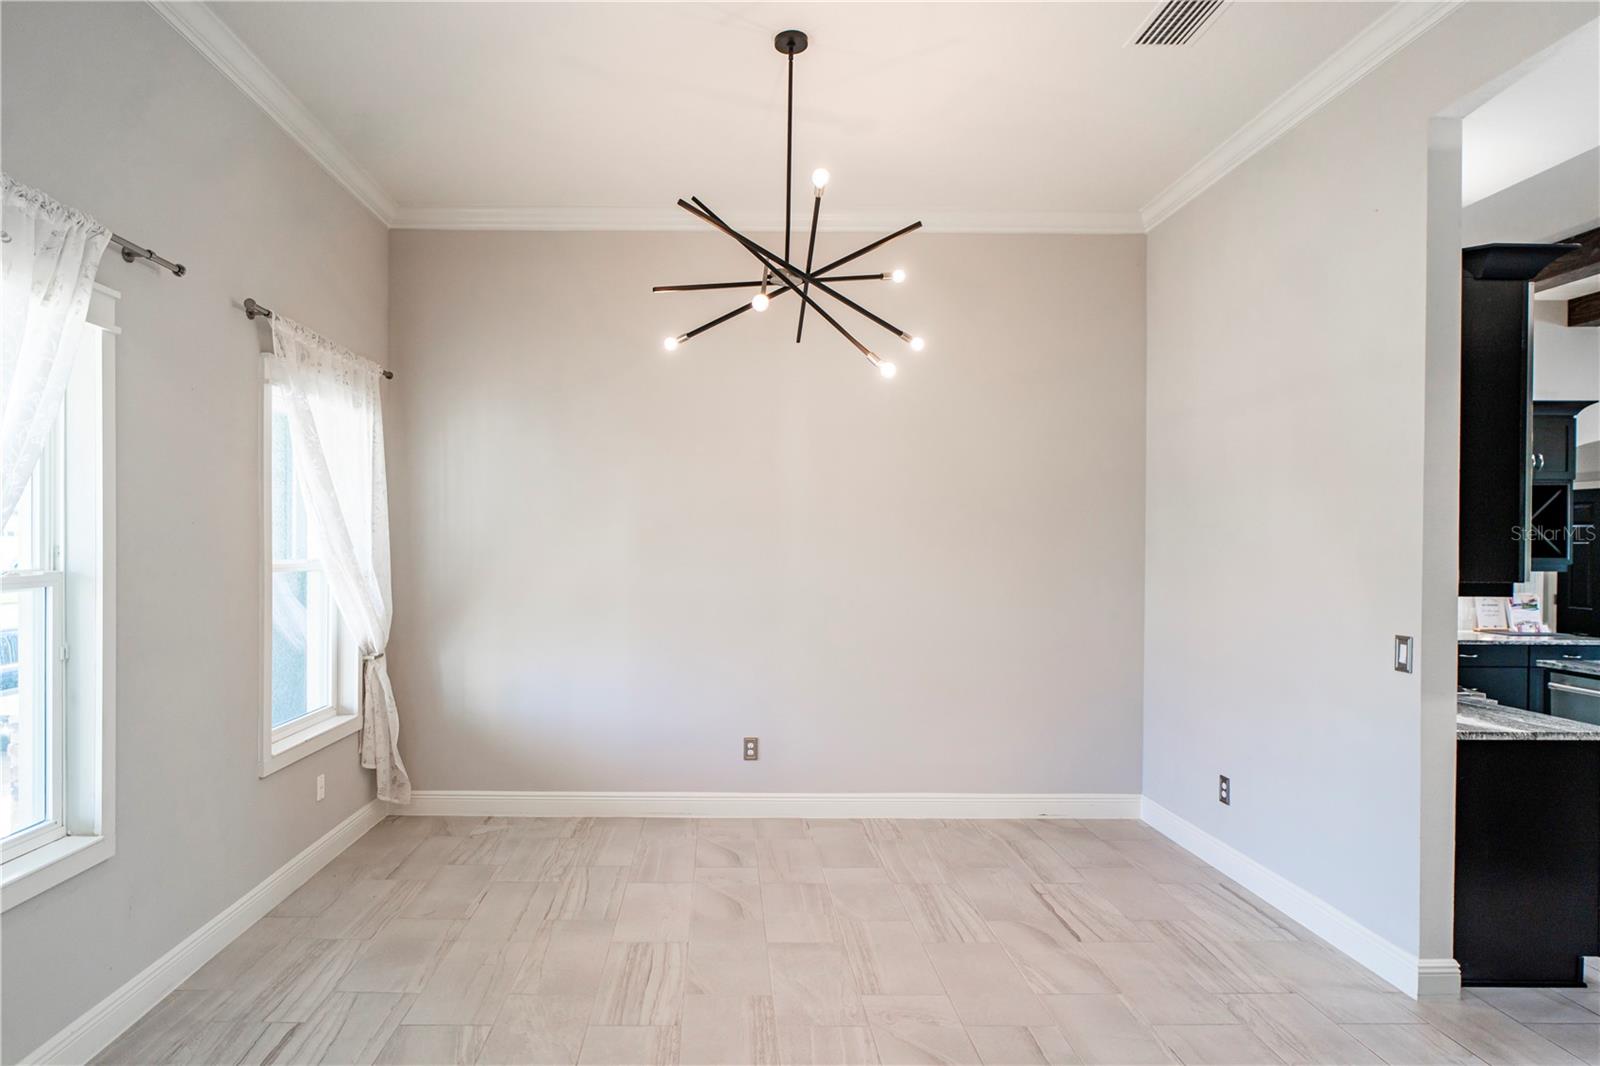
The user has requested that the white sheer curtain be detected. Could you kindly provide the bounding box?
[1,174,111,529]
[269,315,410,803]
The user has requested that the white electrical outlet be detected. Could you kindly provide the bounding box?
[316,774,326,802]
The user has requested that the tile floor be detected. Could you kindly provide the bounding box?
[95,816,1599,1065]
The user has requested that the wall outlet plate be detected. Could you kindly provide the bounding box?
[1395,635,1414,673]
[316,773,326,801]
[1218,775,1231,805]
[743,737,759,761]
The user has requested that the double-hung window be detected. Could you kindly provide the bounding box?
[262,382,357,775]
[1,290,116,910]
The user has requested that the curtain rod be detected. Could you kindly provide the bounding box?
[243,298,395,380]
[110,233,185,276]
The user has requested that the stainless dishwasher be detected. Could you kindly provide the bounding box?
[1546,670,1600,726]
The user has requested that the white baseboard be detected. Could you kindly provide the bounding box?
[400,790,1142,820]
[21,798,387,1066]
[1585,956,1599,987]
[1140,797,1457,998]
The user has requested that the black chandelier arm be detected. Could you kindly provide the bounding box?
[795,190,823,343]
[679,283,796,342]
[652,279,774,293]
[806,275,912,343]
[678,198,807,284]
[682,197,877,362]
[814,221,924,277]
[815,272,891,283]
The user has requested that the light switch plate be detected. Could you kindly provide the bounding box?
[1394,635,1413,673]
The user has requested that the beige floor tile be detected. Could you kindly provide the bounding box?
[479,996,591,1065]
[694,869,764,926]
[1471,988,1600,1025]
[549,867,629,922]
[374,1024,490,1065]
[633,839,698,882]
[273,867,361,918]
[1413,997,1585,1065]
[1142,922,1289,995]
[297,991,413,1066]
[862,995,981,1065]
[1156,883,1298,943]
[758,838,829,884]
[404,940,531,1025]
[756,819,812,840]
[92,991,213,1065]
[873,839,949,885]
[829,869,913,922]
[389,837,468,882]
[698,837,759,869]
[1043,994,1175,1065]
[966,1025,1080,1065]
[765,883,841,943]
[1077,867,1197,922]
[615,883,695,942]
[700,819,760,840]
[771,943,866,1025]
[777,1024,881,1065]
[839,919,944,996]
[1220,992,1383,1063]
[925,942,1054,1026]
[895,885,993,944]
[679,994,781,1064]
[574,820,645,866]
[307,880,422,940]
[459,882,554,942]
[813,827,882,869]
[1340,1023,1484,1064]
[987,920,1117,995]
[1029,827,1131,870]
[1078,942,1234,1026]
[642,817,699,838]
[491,834,568,882]
[579,1026,682,1065]
[1526,1023,1600,1064]
[401,864,495,920]
[1032,884,1150,943]
[593,942,688,1026]
[999,839,1085,885]
[688,936,773,995]
[1153,1024,1284,1064]
[338,923,452,995]
[949,868,1059,925]
[516,921,615,996]
[180,919,306,991]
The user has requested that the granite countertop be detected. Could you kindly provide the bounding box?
[1534,658,1600,678]
[1459,631,1600,646]
[1457,694,1600,740]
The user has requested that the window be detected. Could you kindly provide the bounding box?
[0,421,65,861]
[262,383,358,775]
[1,292,116,912]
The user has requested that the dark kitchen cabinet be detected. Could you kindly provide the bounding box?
[1459,244,1578,595]
[1530,402,1594,573]
[1558,491,1600,635]
[1458,640,1600,711]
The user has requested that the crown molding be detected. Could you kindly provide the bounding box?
[390,205,1147,235]
[1139,0,1464,231]
[147,0,397,224]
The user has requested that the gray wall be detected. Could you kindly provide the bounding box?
[0,4,385,1061]
[386,230,1147,794]
[1142,2,1597,963]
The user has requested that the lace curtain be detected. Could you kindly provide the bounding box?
[1,174,110,529]
[269,315,411,803]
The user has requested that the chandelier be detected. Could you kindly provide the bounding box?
[655,29,925,380]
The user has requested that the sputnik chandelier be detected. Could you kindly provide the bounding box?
[655,29,924,380]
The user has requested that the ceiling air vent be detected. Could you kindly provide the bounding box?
[1130,0,1227,45]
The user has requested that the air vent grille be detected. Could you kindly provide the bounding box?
[1132,0,1226,45]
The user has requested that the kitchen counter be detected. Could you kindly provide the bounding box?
[1459,631,1600,645]
[1457,698,1600,740]
[1535,658,1600,679]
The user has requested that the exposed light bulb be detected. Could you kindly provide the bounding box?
[879,361,898,380]
[811,168,831,190]
[751,292,770,312]
[891,269,907,284]
[909,336,926,352]
[663,336,681,352]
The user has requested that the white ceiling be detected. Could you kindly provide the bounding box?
[201,1,1396,230]
[1462,21,1600,207]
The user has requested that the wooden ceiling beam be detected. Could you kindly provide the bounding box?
[1535,225,1600,292]
[1568,289,1600,328]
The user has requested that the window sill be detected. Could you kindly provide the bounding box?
[1,832,114,912]
[261,711,360,778]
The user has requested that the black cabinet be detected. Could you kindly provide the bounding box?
[1458,641,1600,711]
[1557,491,1600,635]
[1529,401,1594,573]
[1459,244,1578,595]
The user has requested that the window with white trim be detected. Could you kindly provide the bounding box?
[1,294,116,911]
[262,381,358,775]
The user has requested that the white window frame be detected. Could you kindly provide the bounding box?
[1,284,118,912]
[260,375,359,777]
